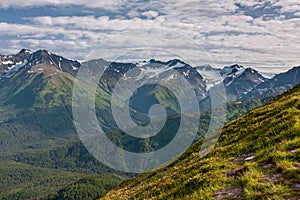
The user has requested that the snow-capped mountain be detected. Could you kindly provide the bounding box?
[221,65,267,100]
[216,64,300,101]
[93,58,207,103]
[195,63,300,102]
[87,58,208,115]
[0,49,32,76]
[0,49,299,110]
[26,50,80,75]
[137,59,207,99]
[243,66,300,100]
[196,64,267,87]
[196,64,267,101]
[220,64,245,77]
[0,49,80,79]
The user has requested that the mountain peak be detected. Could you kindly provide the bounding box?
[31,50,80,76]
[244,67,257,74]
[19,49,33,55]
[166,59,188,68]
[220,64,244,77]
[227,64,244,70]
[196,64,217,71]
[230,64,244,68]
[146,58,188,68]
[0,49,81,79]
[31,49,53,57]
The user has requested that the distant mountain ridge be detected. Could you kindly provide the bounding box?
[0,49,80,79]
[0,49,299,105]
[0,49,298,154]
[196,63,299,102]
[0,49,299,151]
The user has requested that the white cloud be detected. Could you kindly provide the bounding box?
[141,11,159,19]
[273,0,300,13]
[127,10,141,18]
[0,0,125,10]
[0,0,299,71]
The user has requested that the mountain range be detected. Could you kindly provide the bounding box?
[1,49,299,151]
[0,49,299,199]
[1,49,299,106]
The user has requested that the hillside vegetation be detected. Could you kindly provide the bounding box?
[0,161,124,200]
[1,50,299,199]
[101,84,300,199]
[0,62,266,199]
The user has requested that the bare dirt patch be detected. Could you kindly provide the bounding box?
[213,185,244,200]
[226,167,247,179]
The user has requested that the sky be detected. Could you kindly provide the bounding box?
[0,0,299,72]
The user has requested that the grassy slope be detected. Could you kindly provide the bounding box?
[101,84,300,199]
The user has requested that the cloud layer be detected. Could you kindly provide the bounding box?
[0,0,299,72]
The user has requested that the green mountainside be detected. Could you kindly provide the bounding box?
[0,61,128,199]
[1,50,299,199]
[101,83,300,199]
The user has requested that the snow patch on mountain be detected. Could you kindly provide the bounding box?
[1,60,15,65]
[72,65,78,70]
[136,66,168,80]
[196,65,222,89]
[136,61,150,67]
[135,59,188,81]
[183,70,190,77]
[170,62,185,68]
[165,73,177,81]
[259,72,276,79]
[2,60,28,78]
[220,64,245,76]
